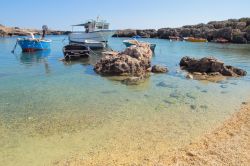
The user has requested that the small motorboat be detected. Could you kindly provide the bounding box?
[169,36,180,41]
[185,37,208,42]
[213,38,229,43]
[17,38,51,52]
[63,44,90,61]
[70,39,106,49]
[13,25,51,53]
[123,40,156,52]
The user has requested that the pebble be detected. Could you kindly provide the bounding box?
[201,90,208,93]
[156,81,168,87]
[163,100,174,105]
[230,82,238,85]
[220,85,228,89]
[200,105,208,109]
[221,91,228,94]
[186,93,196,99]
[190,105,197,110]
[186,74,193,79]
[170,93,180,99]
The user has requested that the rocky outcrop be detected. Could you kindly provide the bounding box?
[0,24,68,37]
[180,56,247,77]
[113,29,157,38]
[113,17,250,44]
[94,43,152,77]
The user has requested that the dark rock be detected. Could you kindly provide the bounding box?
[214,27,232,41]
[136,29,157,38]
[200,105,208,109]
[121,75,149,85]
[180,56,247,77]
[151,65,168,73]
[157,28,179,39]
[220,85,228,88]
[190,105,197,110]
[156,81,169,87]
[232,31,247,44]
[163,100,174,105]
[201,90,208,93]
[170,92,180,99]
[113,29,137,37]
[186,93,196,99]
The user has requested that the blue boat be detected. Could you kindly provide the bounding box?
[123,39,156,52]
[17,38,51,52]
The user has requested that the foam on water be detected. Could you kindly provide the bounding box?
[0,36,250,165]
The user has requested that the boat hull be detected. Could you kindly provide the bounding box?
[70,40,106,49]
[17,38,51,52]
[123,40,156,52]
[69,30,115,43]
[186,37,207,42]
[63,44,90,61]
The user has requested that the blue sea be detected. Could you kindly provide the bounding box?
[0,36,250,165]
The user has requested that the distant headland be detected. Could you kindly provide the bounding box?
[114,18,250,44]
[1,17,250,44]
[0,24,70,37]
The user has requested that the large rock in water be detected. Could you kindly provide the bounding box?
[180,56,247,77]
[94,43,153,77]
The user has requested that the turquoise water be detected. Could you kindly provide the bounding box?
[0,36,250,165]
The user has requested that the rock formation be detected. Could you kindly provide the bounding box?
[180,56,247,77]
[113,17,250,44]
[94,43,152,77]
[0,24,69,37]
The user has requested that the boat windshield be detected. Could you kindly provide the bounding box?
[72,20,109,32]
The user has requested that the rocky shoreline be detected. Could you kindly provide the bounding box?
[0,24,70,37]
[113,18,250,44]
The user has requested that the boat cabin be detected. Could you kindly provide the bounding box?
[72,20,110,33]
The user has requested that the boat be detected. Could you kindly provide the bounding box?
[169,36,180,41]
[185,37,208,42]
[123,40,156,52]
[68,17,115,47]
[17,37,51,52]
[213,38,229,43]
[80,40,106,49]
[14,25,51,52]
[63,44,90,61]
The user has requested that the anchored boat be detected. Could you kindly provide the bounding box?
[63,44,90,61]
[69,17,115,49]
[13,25,51,53]
[123,39,156,52]
[17,37,51,52]
[185,37,208,42]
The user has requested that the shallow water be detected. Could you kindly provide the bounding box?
[0,36,250,165]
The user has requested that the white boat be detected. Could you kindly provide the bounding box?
[82,40,106,49]
[69,18,115,46]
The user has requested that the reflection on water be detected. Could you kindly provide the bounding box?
[18,50,51,74]
[0,36,250,166]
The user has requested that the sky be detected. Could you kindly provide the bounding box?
[0,0,250,30]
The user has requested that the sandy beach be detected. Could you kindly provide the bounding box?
[162,101,250,166]
[53,101,250,166]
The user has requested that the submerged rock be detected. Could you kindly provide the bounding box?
[151,65,168,73]
[180,56,247,78]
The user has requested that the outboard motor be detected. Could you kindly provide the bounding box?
[42,25,48,39]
